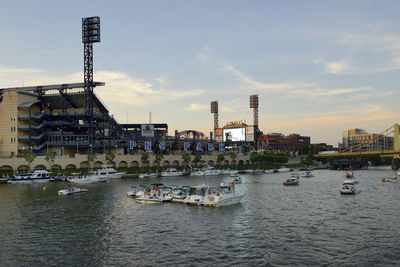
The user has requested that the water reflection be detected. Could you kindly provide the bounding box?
[0,167,400,266]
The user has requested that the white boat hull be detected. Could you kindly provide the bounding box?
[8,178,51,184]
[203,194,243,207]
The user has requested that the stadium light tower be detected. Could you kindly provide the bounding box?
[82,16,100,151]
[211,100,219,132]
[250,94,259,130]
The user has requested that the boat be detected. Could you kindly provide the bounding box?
[185,184,208,205]
[98,165,126,179]
[135,184,172,203]
[170,187,189,203]
[345,172,354,178]
[69,166,125,184]
[300,171,314,178]
[58,187,88,196]
[202,164,222,176]
[230,173,240,178]
[244,169,254,174]
[278,166,291,172]
[340,184,356,195]
[203,185,243,207]
[381,177,397,183]
[254,169,264,174]
[232,177,242,184]
[283,177,299,186]
[161,167,183,177]
[397,169,400,176]
[185,184,243,207]
[190,168,205,176]
[264,169,274,174]
[8,170,53,184]
[222,169,238,175]
[139,172,159,179]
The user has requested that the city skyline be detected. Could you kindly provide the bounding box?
[1,1,400,146]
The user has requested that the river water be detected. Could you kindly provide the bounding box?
[1,167,399,266]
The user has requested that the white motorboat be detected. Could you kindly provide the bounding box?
[139,172,159,179]
[397,169,400,176]
[222,169,238,175]
[264,169,274,174]
[170,187,189,203]
[300,171,314,178]
[185,184,243,207]
[185,184,208,205]
[278,167,291,172]
[58,187,88,196]
[8,170,53,184]
[161,168,183,177]
[98,165,126,179]
[202,164,222,176]
[340,184,356,195]
[190,168,205,176]
[135,184,173,203]
[254,169,264,174]
[69,166,125,184]
[244,169,254,174]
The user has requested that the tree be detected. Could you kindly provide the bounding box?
[45,151,56,172]
[106,152,115,164]
[182,153,191,168]
[217,154,225,166]
[86,151,97,170]
[45,151,56,166]
[155,153,164,166]
[141,152,149,168]
[230,153,237,165]
[250,152,259,166]
[23,150,37,171]
[193,154,202,166]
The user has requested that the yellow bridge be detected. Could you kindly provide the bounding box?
[314,123,400,159]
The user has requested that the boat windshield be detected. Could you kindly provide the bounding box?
[189,187,206,196]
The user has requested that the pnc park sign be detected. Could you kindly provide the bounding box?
[129,141,224,152]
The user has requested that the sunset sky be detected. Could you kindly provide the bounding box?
[1,0,400,146]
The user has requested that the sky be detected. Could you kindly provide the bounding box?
[1,0,400,146]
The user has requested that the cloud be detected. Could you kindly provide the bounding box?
[266,104,400,129]
[0,65,205,107]
[313,29,400,74]
[94,70,205,106]
[185,103,208,111]
[220,60,315,91]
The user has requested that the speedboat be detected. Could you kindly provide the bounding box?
[232,177,242,184]
[254,169,264,174]
[300,171,314,178]
[264,169,274,174]
[381,177,397,183]
[8,170,53,184]
[340,184,356,195]
[170,187,189,203]
[222,169,238,175]
[190,168,205,176]
[278,166,291,172]
[203,185,243,207]
[135,184,172,203]
[185,184,243,207]
[98,165,126,179]
[69,166,125,184]
[202,164,222,176]
[58,187,88,196]
[185,184,208,205]
[345,172,354,178]
[161,168,183,177]
[244,169,254,174]
[283,177,299,186]
[139,172,159,179]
